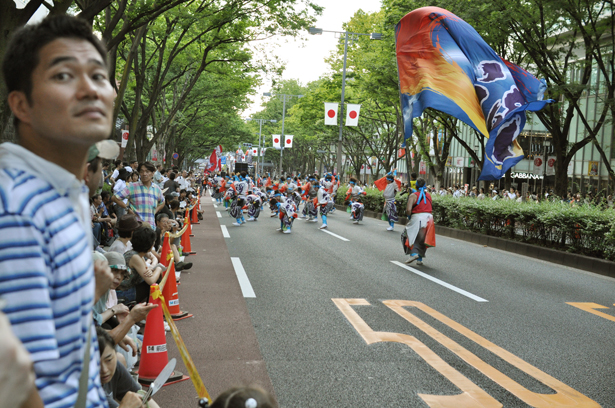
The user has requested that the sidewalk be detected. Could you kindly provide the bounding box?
[154,195,276,406]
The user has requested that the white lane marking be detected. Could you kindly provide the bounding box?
[231,257,255,298]
[216,211,222,218]
[213,204,217,208]
[391,261,488,302]
[221,225,230,238]
[321,229,349,242]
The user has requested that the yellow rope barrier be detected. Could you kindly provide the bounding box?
[157,256,174,292]
[151,287,211,403]
[168,224,188,239]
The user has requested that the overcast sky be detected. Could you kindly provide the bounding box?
[243,0,383,116]
[15,0,383,117]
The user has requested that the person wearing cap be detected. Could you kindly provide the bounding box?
[109,214,141,254]
[0,14,117,407]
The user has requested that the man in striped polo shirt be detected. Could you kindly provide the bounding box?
[0,15,115,407]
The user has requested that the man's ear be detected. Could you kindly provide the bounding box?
[83,162,91,184]
[7,91,32,125]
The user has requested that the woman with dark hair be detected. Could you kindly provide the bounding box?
[403,177,435,265]
[97,327,160,408]
[116,226,163,303]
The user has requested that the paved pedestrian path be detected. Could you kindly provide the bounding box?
[154,195,276,406]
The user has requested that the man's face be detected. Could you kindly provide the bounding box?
[99,345,117,384]
[131,162,138,170]
[14,38,114,146]
[139,167,153,183]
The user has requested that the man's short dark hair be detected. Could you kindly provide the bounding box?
[137,161,155,173]
[2,14,107,103]
[131,226,156,253]
[411,173,417,180]
[169,172,176,180]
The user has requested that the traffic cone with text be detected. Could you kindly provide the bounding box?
[137,284,185,385]
[160,232,172,266]
[161,263,192,320]
[181,216,196,255]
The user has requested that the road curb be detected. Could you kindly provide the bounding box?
[334,204,615,278]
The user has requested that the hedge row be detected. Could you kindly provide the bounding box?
[335,185,615,261]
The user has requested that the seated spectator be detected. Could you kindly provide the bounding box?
[117,227,164,304]
[154,213,192,272]
[109,214,141,254]
[97,327,160,408]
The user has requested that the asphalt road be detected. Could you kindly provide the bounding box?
[215,200,615,408]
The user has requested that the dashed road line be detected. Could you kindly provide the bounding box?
[231,257,255,298]
[221,225,230,238]
[321,229,349,242]
[390,261,488,302]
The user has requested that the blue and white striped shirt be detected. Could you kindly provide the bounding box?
[0,143,107,408]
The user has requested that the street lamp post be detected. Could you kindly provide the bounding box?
[309,27,381,179]
[263,92,303,176]
[541,138,551,200]
[246,118,277,176]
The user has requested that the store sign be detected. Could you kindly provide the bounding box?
[419,161,427,175]
[455,157,465,167]
[511,172,543,180]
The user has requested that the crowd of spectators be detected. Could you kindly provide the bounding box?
[426,184,614,208]
[0,14,271,408]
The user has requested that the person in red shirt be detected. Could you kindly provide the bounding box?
[403,178,435,265]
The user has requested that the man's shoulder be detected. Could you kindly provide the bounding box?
[0,168,61,215]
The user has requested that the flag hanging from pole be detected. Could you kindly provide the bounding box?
[324,103,339,126]
[272,135,281,149]
[284,135,294,148]
[345,104,361,126]
[395,7,553,181]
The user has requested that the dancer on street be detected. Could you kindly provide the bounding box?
[383,173,399,231]
[402,178,435,265]
[245,191,262,221]
[317,181,334,229]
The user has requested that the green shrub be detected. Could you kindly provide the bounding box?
[335,186,615,261]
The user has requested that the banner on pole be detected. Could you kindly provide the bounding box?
[324,103,339,126]
[345,104,361,126]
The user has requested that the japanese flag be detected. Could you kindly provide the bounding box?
[345,104,361,126]
[272,135,281,149]
[284,135,294,148]
[252,148,258,156]
[324,103,338,126]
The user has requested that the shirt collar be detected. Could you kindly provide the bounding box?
[0,142,84,196]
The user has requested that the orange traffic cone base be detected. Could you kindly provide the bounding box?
[171,311,193,320]
[138,369,187,385]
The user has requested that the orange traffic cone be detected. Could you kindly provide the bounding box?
[137,284,185,385]
[181,217,196,255]
[187,214,194,238]
[162,263,192,320]
[191,203,199,224]
[160,232,172,267]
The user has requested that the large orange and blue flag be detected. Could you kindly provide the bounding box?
[395,7,553,180]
